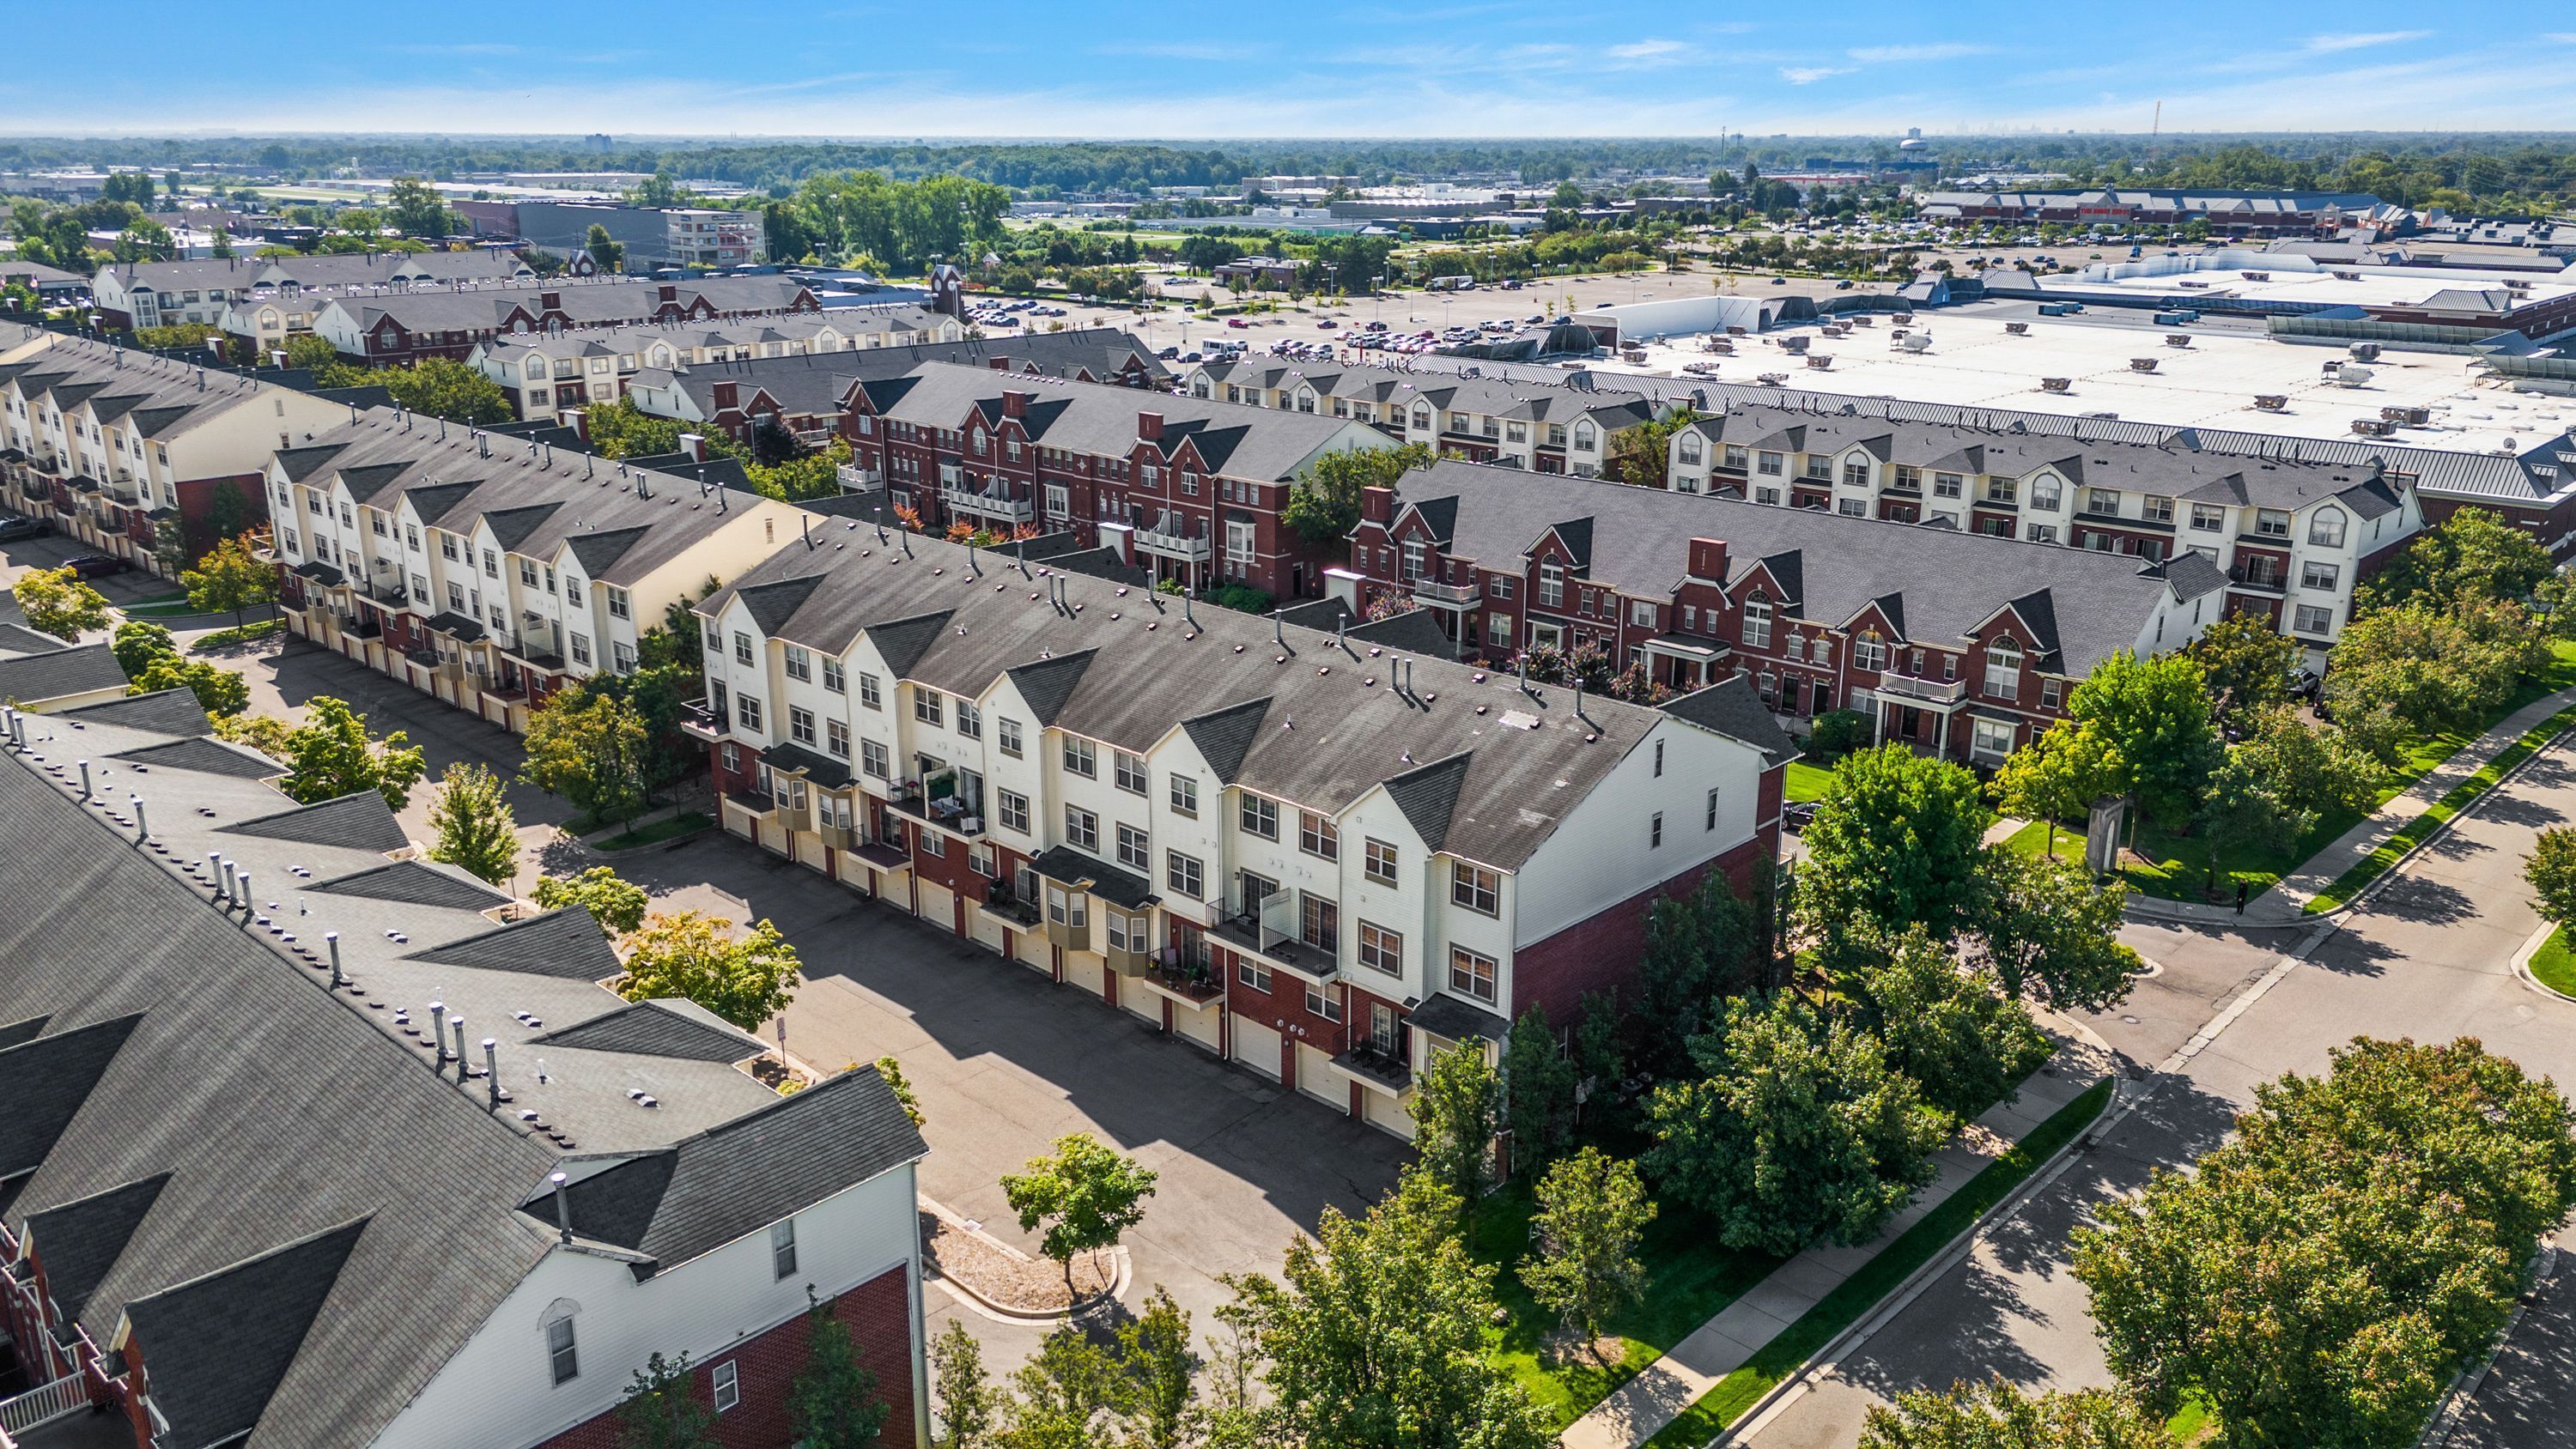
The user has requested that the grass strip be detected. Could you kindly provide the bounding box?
[2306,706,2576,913]
[2530,925,2576,1000]
[1784,761,1834,804]
[186,618,284,651]
[592,811,713,851]
[1642,1078,2116,1447]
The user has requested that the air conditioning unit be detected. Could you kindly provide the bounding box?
[2165,333,2193,348]
[1806,355,1835,369]
[2129,357,2160,373]
[2253,394,2289,412]
[2040,377,2073,393]
[2003,320,2030,335]
[2352,418,2396,437]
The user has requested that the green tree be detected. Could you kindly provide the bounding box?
[615,1352,719,1449]
[1280,443,1433,546]
[1633,870,1767,1082]
[1219,1171,1553,1449]
[581,393,693,460]
[999,1133,1159,1300]
[1859,1380,2178,1449]
[1975,852,2142,1012]
[384,177,453,238]
[423,762,519,887]
[2065,650,2221,828]
[1411,1037,1504,1203]
[1000,1326,1127,1449]
[874,1054,926,1126]
[1856,928,2052,1121]
[617,910,800,1030]
[1796,744,1995,946]
[1645,994,1944,1255]
[2359,506,2555,614]
[2526,826,2576,926]
[1502,1006,1579,1173]
[522,685,652,828]
[181,531,279,634]
[1989,720,2124,858]
[126,653,249,718]
[532,864,651,934]
[374,356,513,425]
[1604,409,1698,490]
[1116,1287,1200,1449]
[932,1320,999,1449]
[2185,610,2300,720]
[272,696,428,809]
[586,222,627,272]
[2075,1037,2576,1449]
[111,619,177,677]
[2234,706,2382,822]
[1517,1147,1656,1351]
[13,566,111,641]
[789,1288,890,1449]
[282,332,340,369]
[2326,600,2543,749]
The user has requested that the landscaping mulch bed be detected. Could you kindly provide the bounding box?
[920,1210,1115,1315]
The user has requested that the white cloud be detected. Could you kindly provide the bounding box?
[1779,65,1853,84]
[1607,38,1692,64]
[2304,30,2431,52]
[1847,42,1991,64]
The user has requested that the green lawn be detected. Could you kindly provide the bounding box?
[591,811,713,851]
[2306,704,2576,912]
[1476,1188,1782,1428]
[186,618,283,651]
[1785,761,1834,803]
[2166,1395,2216,1445]
[1641,1080,2117,1446]
[2532,925,2576,999]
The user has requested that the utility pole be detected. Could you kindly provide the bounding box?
[2148,100,2163,166]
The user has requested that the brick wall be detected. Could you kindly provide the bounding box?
[1508,830,1770,1028]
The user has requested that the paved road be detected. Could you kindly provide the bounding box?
[1740,743,2576,1448]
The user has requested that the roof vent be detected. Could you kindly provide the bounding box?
[2129,357,2159,373]
[2253,395,2288,412]
[2040,378,2072,394]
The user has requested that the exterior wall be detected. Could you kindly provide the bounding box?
[1510,828,1772,1028]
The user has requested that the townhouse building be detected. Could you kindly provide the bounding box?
[1183,357,1662,476]
[611,329,1166,450]
[499,201,764,269]
[0,330,350,574]
[841,362,1389,599]
[1912,188,2380,235]
[264,408,807,733]
[1663,400,2424,653]
[0,687,928,1449]
[1342,459,2239,764]
[468,310,966,423]
[310,277,823,367]
[94,249,536,335]
[689,524,1792,1137]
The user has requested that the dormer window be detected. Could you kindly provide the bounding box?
[2308,506,2348,548]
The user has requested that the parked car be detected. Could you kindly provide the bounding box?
[1783,801,1820,834]
[1226,318,1250,329]
[63,554,131,579]
[1315,319,1338,330]
[0,515,47,543]
[1157,345,1180,360]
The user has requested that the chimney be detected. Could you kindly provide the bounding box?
[539,289,561,312]
[711,380,738,413]
[325,931,343,987]
[1138,410,1163,442]
[549,1171,574,1243]
[678,432,705,463]
[562,405,587,440]
[1361,485,1397,525]
[986,355,1012,372]
[483,1038,501,1106]
[658,283,677,306]
[1690,537,1729,583]
[130,794,147,843]
[1002,389,1029,418]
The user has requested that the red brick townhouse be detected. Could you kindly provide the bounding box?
[0,687,930,1449]
[838,361,1393,600]
[0,329,349,575]
[1341,459,2243,765]
[1184,357,1662,476]
[1662,398,2427,658]
[310,276,823,367]
[264,407,807,734]
[689,524,1794,1138]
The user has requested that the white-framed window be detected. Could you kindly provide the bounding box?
[862,740,890,779]
[1972,718,2016,759]
[2294,603,2336,635]
[1117,823,1151,871]
[785,644,811,681]
[1305,979,1344,1022]
[1300,810,1338,859]
[713,1360,739,1413]
[999,718,1024,756]
[1066,805,1099,852]
[1364,837,1398,887]
[2300,561,2341,591]
[823,658,846,694]
[1166,850,1203,898]
[1169,773,1198,816]
[1741,599,1773,650]
[1649,811,1663,848]
[1240,794,1279,840]
[1449,945,1498,1003]
[1115,749,1148,794]
[2256,508,2291,538]
[1705,787,1720,831]
[2309,506,2348,548]
[1063,736,1097,778]
[1358,921,1402,975]
[1451,861,1499,915]
[999,789,1031,834]
[827,719,850,759]
[771,1217,799,1279]
[860,673,883,710]
[914,690,945,727]
[789,706,815,746]
[737,694,763,731]
[546,1314,579,1385]
[2191,502,2226,531]
[1984,640,2021,700]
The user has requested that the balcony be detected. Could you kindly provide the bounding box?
[1874,672,1967,706]
[975,877,1043,928]
[1133,514,1212,562]
[1144,946,1224,1003]
[1211,892,1339,980]
[2230,567,2287,595]
[1409,576,1479,608]
[679,699,728,743]
[1332,1044,1413,1093]
[726,786,778,823]
[835,463,884,493]
[886,773,985,836]
[334,613,384,640]
[940,482,1034,525]
[0,1370,96,1443]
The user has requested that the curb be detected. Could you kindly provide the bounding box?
[2301,720,2576,923]
[2508,919,2575,1003]
[2416,1243,2558,1449]
[917,1199,1131,1327]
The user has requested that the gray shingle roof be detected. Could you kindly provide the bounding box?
[398,906,623,981]
[0,645,127,707]
[217,791,410,853]
[20,1173,169,1343]
[122,1217,372,1449]
[109,735,278,780]
[878,361,1367,482]
[0,1015,143,1180]
[1661,677,1801,763]
[311,858,508,911]
[526,1000,765,1063]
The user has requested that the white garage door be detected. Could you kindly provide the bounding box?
[1296,1043,1342,1110]
[1176,999,1224,1053]
[794,832,827,872]
[1232,1018,1282,1080]
[969,906,1007,955]
[1122,986,1162,1030]
[1063,952,1105,998]
[1014,930,1052,974]
[1363,1086,1417,1140]
[915,880,956,934]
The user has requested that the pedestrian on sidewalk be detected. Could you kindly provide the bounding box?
[2235,881,2247,915]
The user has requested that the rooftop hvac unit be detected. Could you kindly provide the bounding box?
[2129,357,2160,373]
[1780,336,1811,354]
[2239,270,2271,282]
[1899,334,1934,353]
[1706,339,1735,355]
[1726,325,1747,336]
[1806,355,1835,369]
[2040,377,2073,393]
[2004,321,2031,335]
[1851,315,1875,327]
[2166,332,2193,347]
[2506,278,2532,291]
[1893,312,1915,324]
[2332,270,2362,280]
[1757,373,1789,386]
[2338,365,2375,386]
[2253,394,2289,412]
[2348,342,2381,361]
[2352,418,2395,437]
[2381,405,2430,425]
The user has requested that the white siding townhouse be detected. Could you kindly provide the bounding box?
[470,309,966,423]
[95,248,534,336]
[1185,356,1664,476]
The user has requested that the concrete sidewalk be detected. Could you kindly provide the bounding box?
[1556,1031,2113,1449]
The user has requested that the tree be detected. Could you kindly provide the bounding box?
[182,531,280,633]
[2191,749,2310,887]
[615,1352,719,1449]
[1219,1171,1553,1449]
[874,1054,926,1126]
[1645,994,1945,1255]
[1604,409,1699,490]
[13,567,110,641]
[2186,610,2300,720]
[1856,929,2052,1121]
[1633,871,1768,1081]
[1116,1287,1200,1449]
[111,620,177,678]
[1518,1148,1656,1351]
[374,356,513,425]
[2327,600,2543,749]
[282,332,340,369]
[2074,1038,2576,1449]
[1795,744,1995,947]
[1859,1380,2178,1449]
[617,910,800,1030]
[999,1133,1159,1300]
[1000,1326,1127,1449]
[532,864,651,934]
[127,653,249,718]
[790,1288,890,1449]
[1502,1006,1579,1173]
[522,686,653,828]
[1989,720,2124,858]
[1976,853,2142,1013]
[932,1321,999,1449]
[586,222,627,272]
[1279,443,1432,546]
[2526,827,2576,926]
[424,762,519,887]
[1410,1038,1503,1203]
[2359,506,2555,615]
[384,177,453,239]
[2065,651,2221,828]
[2233,706,2381,822]
[272,697,428,809]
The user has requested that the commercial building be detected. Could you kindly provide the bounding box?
[309,277,822,366]
[0,688,930,1449]
[1982,251,2576,339]
[93,250,536,335]
[462,200,763,269]
[689,524,1791,1133]
[1914,188,2381,236]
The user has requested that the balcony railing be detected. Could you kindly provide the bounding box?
[680,700,728,742]
[1874,672,1967,706]
[1134,515,1212,561]
[1409,576,1479,606]
[1146,948,1224,1002]
[835,463,884,493]
[0,1371,93,1438]
[940,482,1034,524]
[2230,567,2287,593]
[1211,893,1338,979]
[887,776,985,835]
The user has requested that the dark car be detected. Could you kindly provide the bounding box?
[0,515,48,543]
[63,554,131,579]
[1783,800,1820,834]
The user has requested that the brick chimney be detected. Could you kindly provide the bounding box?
[679,432,706,463]
[1002,389,1029,418]
[1138,410,1163,442]
[712,379,739,413]
[986,355,1012,372]
[1689,537,1729,582]
[658,283,678,305]
[539,289,561,312]
[562,406,588,442]
[1361,485,1397,525]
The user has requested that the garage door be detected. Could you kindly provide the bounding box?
[1176,999,1223,1054]
[722,798,761,842]
[1296,1043,1342,1109]
[793,832,828,873]
[1363,1085,1417,1140]
[1063,952,1105,997]
[915,880,956,934]
[1014,930,1053,975]
[1121,985,1162,1030]
[1232,1018,1281,1080]
[969,906,1007,955]
[834,853,876,896]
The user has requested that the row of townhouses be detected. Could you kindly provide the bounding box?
[689,524,1795,1133]
[0,330,350,575]
[0,686,930,1449]
[1338,460,2239,763]
[1184,357,1662,476]
[470,308,969,422]
[91,249,538,336]
[312,277,823,367]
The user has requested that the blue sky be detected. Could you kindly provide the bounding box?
[3,1,2570,137]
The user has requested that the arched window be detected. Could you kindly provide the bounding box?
[2308,506,2348,548]
[1984,639,2022,700]
[1574,421,1597,451]
[1678,433,1704,465]
[1413,405,1432,431]
[525,358,548,380]
[540,1299,582,1385]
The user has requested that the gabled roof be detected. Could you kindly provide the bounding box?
[1179,697,1271,785]
[862,611,952,678]
[0,1015,143,1181]
[564,525,653,576]
[526,1000,763,1063]
[109,736,279,780]
[1661,676,1801,763]
[216,791,410,853]
[23,1173,170,1343]
[398,907,623,981]
[1005,650,1097,726]
[0,644,127,706]
[1382,753,1472,854]
[122,1217,371,1449]
[734,575,827,638]
[311,859,508,912]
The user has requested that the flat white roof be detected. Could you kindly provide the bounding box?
[1608,312,2576,456]
[2030,252,2576,312]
